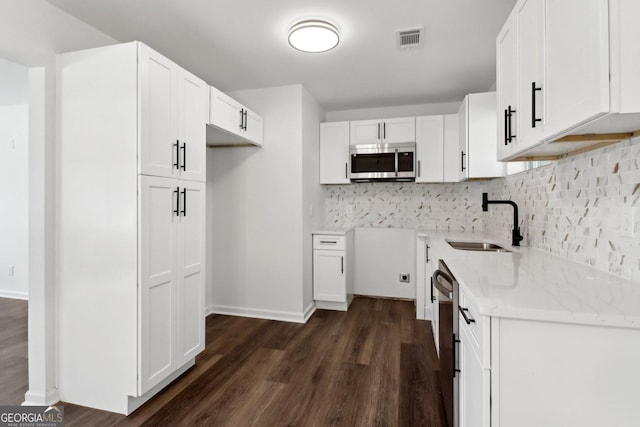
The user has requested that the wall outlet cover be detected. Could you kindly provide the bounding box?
[399,273,410,283]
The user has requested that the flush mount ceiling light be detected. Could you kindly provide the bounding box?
[288,19,340,53]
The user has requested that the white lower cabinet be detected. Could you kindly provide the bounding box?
[416,236,440,350]
[313,232,354,311]
[457,285,640,427]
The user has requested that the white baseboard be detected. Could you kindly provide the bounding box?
[0,290,28,300]
[206,304,309,323]
[302,302,316,323]
[23,388,59,406]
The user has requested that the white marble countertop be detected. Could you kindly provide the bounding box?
[417,230,640,329]
[312,228,354,236]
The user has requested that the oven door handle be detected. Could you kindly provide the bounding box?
[432,269,453,299]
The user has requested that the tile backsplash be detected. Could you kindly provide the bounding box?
[323,136,640,281]
[484,136,640,281]
[324,181,487,231]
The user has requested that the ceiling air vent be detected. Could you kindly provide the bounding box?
[396,27,423,49]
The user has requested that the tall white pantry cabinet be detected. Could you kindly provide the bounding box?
[57,42,207,414]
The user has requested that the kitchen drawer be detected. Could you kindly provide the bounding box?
[459,288,484,350]
[313,235,345,251]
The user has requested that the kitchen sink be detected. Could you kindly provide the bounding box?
[447,241,511,252]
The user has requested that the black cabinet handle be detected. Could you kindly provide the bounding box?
[532,82,542,128]
[425,244,430,263]
[418,160,421,177]
[239,108,244,130]
[341,256,344,274]
[181,188,186,216]
[173,187,180,216]
[453,333,461,378]
[459,306,476,324]
[180,143,186,171]
[461,151,466,172]
[243,110,248,131]
[383,122,386,139]
[377,122,380,140]
[173,140,180,170]
[345,162,348,179]
[504,109,509,145]
[507,105,516,142]
[430,277,435,303]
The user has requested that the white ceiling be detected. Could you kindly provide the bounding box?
[46,0,516,111]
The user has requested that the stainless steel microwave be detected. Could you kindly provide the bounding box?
[349,142,416,182]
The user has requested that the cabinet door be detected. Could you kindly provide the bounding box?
[496,13,518,161]
[209,85,243,135]
[350,119,382,145]
[467,93,505,178]
[544,0,609,139]
[243,108,263,146]
[459,325,488,427]
[458,97,469,181]
[139,175,178,395]
[139,43,178,179]
[443,114,461,182]
[313,250,346,302]
[382,117,415,143]
[320,122,350,184]
[415,115,444,183]
[516,0,545,152]
[177,68,207,182]
[176,180,206,365]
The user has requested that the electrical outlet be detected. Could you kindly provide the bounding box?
[399,273,410,283]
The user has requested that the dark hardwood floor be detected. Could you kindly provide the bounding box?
[0,296,447,427]
[0,297,28,405]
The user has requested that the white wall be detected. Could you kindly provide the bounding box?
[207,84,308,321]
[0,0,117,406]
[325,101,461,121]
[353,228,416,299]
[0,103,29,299]
[301,87,325,313]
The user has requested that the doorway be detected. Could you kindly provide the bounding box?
[0,56,30,404]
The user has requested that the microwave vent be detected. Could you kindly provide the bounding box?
[396,27,423,49]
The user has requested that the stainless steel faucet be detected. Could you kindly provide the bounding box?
[482,192,524,246]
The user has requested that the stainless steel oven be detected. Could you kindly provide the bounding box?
[432,260,459,427]
[349,142,415,181]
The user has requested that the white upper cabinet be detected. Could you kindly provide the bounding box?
[443,114,461,182]
[459,92,506,180]
[415,115,444,183]
[497,0,640,161]
[516,0,545,149]
[138,44,178,179]
[544,0,609,138]
[177,69,208,182]
[207,85,263,147]
[139,44,207,181]
[496,8,519,161]
[320,121,350,184]
[350,117,415,145]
